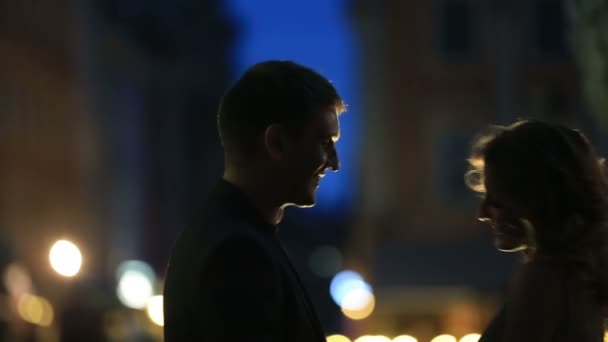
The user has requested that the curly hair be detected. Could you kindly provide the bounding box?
[465,120,608,302]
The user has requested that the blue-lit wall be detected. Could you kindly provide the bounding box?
[225,0,360,216]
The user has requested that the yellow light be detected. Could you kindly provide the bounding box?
[341,292,375,320]
[146,295,164,326]
[393,335,418,342]
[17,294,54,327]
[49,240,82,277]
[354,337,373,342]
[459,334,481,342]
[342,287,374,311]
[354,336,391,342]
[431,335,457,342]
[327,334,352,342]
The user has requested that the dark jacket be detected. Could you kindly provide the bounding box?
[163,180,326,342]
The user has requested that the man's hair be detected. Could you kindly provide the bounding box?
[217,60,345,162]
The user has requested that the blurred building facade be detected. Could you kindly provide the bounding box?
[0,0,97,275]
[348,0,588,339]
[80,0,234,339]
[84,0,233,273]
[0,0,233,340]
[0,0,101,340]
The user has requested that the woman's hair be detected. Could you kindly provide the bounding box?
[466,120,608,301]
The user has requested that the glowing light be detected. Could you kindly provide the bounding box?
[393,336,418,342]
[17,294,54,327]
[370,337,391,342]
[116,260,156,309]
[354,336,391,342]
[49,240,82,277]
[431,335,457,342]
[342,287,374,311]
[146,295,164,326]
[330,270,372,307]
[309,245,343,277]
[354,337,373,342]
[4,263,33,297]
[326,334,352,342]
[341,291,375,320]
[459,334,481,342]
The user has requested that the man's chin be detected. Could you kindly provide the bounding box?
[294,197,316,208]
[291,192,317,208]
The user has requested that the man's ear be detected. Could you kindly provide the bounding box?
[263,124,288,160]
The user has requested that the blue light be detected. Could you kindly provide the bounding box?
[330,270,372,307]
[224,0,360,215]
[115,260,156,284]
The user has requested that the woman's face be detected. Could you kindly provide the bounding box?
[478,165,529,252]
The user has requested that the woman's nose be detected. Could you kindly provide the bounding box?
[478,199,491,222]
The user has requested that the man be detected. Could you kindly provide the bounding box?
[163,60,345,341]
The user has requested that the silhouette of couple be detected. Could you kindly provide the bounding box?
[163,61,608,342]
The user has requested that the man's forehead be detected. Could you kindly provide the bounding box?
[315,111,340,133]
[317,110,339,125]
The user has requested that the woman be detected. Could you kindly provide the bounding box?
[466,120,608,341]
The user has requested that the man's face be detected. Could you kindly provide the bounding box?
[281,111,341,207]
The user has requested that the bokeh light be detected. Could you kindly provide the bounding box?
[431,335,457,342]
[354,336,392,342]
[331,270,375,320]
[146,295,164,326]
[459,334,481,342]
[326,334,352,342]
[330,270,372,307]
[17,294,54,327]
[341,291,375,320]
[49,240,82,277]
[393,335,418,342]
[116,260,156,309]
[342,287,374,311]
[3,263,33,297]
[309,245,343,277]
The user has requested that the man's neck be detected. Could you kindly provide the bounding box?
[223,170,284,225]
